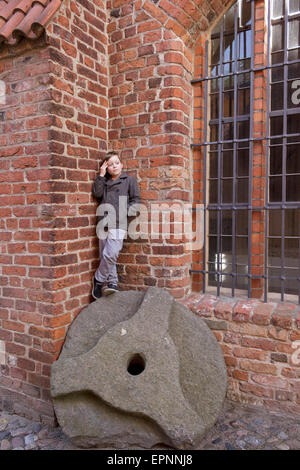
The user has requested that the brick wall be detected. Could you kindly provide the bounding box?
[182,293,300,415]
[0,38,57,422]
[106,0,232,299]
[0,0,108,422]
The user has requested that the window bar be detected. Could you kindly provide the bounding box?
[281,0,289,302]
[216,16,225,297]
[231,1,239,298]
[248,0,255,298]
[203,40,209,294]
[191,130,300,147]
[264,0,271,303]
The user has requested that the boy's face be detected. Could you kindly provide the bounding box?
[106,155,123,179]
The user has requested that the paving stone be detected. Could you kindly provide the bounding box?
[11,436,24,449]
[32,423,42,433]
[1,398,300,450]
[10,427,29,437]
[0,430,10,439]
[1,439,11,450]
[225,442,237,450]
[236,440,247,449]
[276,443,290,450]
[244,435,265,447]
[277,431,289,440]
[0,418,8,432]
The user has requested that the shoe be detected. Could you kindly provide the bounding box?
[103,284,118,296]
[92,277,103,300]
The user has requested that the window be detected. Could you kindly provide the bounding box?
[191,0,300,302]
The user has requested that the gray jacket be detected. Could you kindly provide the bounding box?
[92,173,140,229]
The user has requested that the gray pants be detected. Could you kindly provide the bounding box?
[95,229,126,285]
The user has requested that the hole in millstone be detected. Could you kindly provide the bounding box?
[127,353,146,376]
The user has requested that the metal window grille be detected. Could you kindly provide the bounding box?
[191,0,300,303]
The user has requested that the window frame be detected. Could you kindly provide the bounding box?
[191,0,300,303]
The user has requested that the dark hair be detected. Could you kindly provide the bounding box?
[102,151,119,163]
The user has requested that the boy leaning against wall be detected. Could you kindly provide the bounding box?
[92,151,141,299]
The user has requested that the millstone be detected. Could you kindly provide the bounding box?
[51,287,227,449]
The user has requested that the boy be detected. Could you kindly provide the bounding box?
[92,151,140,299]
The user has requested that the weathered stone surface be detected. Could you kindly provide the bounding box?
[51,287,227,449]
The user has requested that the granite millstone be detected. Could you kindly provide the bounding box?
[51,287,227,449]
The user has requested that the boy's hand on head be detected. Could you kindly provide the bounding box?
[99,161,108,177]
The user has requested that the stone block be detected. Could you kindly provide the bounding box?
[51,287,227,449]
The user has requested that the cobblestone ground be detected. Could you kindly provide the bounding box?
[0,399,299,450]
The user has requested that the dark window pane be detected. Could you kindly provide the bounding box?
[287,144,300,173]
[238,120,249,140]
[288,48,300,60]
[238,58,251,71]
[272,66,284,82]
[211,38,220,65]
[222,151,233,177]
[269,176,282,202]
[288,62,300,79]
[271,82,284,110]
[236,236,248,259]
[269,209,282,236]
[210,124,219,141]
[270,146,282,174]
[285,239,299,265]
[269,238,282,264]
[223,91,234,117]
[223,73,234,91]
[285,209,300,236]
[211,77,219,92]
[286,175,300,200]
[283,272,299,295]
[210,152,218,178]
[223,122,234,141]
[271,116,283,136]
[238,88,250,115]
[287,113,300,134]
[237,149,249,176]
[208,236,217,264]
[210,93,219,119]
[238,72,250,88]
[224,4,235,32]
[268,267,282,292]
[241,0,251,27]
[237,178,249,203]
[272,51,284,64]
[209,211,217,235]
[222,211,232,235]
[209,179,218,203]
[236,210,248,235]
[222,178,233,203]
[221,236,232,254]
